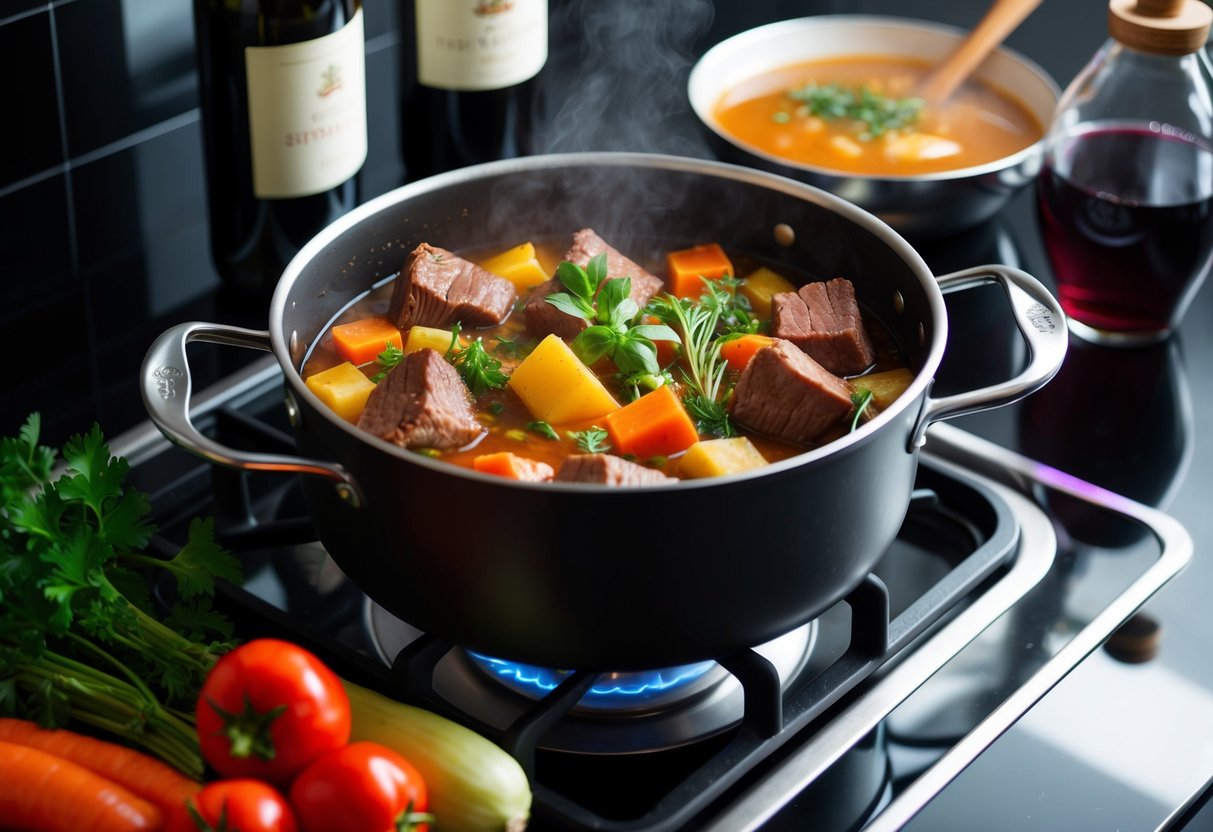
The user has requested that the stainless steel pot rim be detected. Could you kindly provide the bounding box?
[687,14,1063,184]
[269,151,948,491]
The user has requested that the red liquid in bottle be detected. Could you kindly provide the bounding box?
[1036,126,1213,336]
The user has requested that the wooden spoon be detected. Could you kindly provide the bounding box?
[916,0,1045,104]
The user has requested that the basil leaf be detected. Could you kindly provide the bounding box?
[545,291,595,322]
[585,252,609,289]
[613,334,659,374]
[630,323,681,343]
[596,277,632,326]
[556,261,596,300]
[573,326,618,366]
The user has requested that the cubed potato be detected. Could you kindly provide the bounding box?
[740,267,797,318]
[883,133,961,164]
[404,325,463,356]
[507,334,620,424]
[304,362,376,423]
[480,241,550,291]
[853,368,915,410]
[678,437,769,479]
[829,135,863,159]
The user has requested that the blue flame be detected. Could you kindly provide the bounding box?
[466,652,717,704]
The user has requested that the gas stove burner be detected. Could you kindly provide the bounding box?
[464,652,723,713]
[364,599,817,753]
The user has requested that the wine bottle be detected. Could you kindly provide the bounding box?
[193,0,367,296]
[400,0,548,181]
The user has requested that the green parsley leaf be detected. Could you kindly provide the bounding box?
[784,82,923,140]
[156,517,243,599]
[370,341,406,383]
[526,421,560,440]
[567,427,612,454]
[449,337,509,396]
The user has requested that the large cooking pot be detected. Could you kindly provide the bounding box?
[142,153,1066,671]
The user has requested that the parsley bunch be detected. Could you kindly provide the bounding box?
[0,415,241,778]
[545,253,680,375]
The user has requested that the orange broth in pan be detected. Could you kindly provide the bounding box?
[713,55,1043,176]
[301,237,911,478]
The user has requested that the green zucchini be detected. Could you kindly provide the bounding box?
[344,681,532,832]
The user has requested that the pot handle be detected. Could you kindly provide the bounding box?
[140,321,364,507]
[909,264,1067,449]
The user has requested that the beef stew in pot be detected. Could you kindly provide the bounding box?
[300,228,913,483]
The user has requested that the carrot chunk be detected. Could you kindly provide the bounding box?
[719,334,775,371]
[330,317,404,366]
[667,243,735,299]
[473,452,555,481]
[604,385,699,459]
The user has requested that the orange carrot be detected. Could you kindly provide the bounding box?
[0,718,199,819]
[330,317,404,366]
[0,740,163,831]
[473,452,555,481]
[643,314,680,367]
[667,243,735,299]
[603,384,699,459]
[719,334,775,371]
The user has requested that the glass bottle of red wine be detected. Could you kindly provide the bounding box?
[193,0,367,297]
[1036,0,1213,346]
[399,0,548,181]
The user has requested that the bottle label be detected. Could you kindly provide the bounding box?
[415,0,548,91]
[245,9,367,199]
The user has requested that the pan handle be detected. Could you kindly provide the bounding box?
[140,321,364,507]
[909,264,1068,449]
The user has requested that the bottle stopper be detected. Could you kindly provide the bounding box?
[1109,0,1213,55]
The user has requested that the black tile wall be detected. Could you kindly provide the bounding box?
[56,0,198,158]
[0,9,63,189]
[0,0,406,448]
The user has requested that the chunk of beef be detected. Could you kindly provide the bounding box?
[356,349,483,450]
[771,277,876,375]
[524,228,665,340]
[555,454,677,486]
[388,243,516,330]
[729,339,855,445]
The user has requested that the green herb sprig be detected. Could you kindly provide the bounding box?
[445,323,509,396]
[850,388,875,432]
[0,414,241,778]
[647,285,736,438]
[545,253,680,375]
[370,341,405,383]
[782,82,923,141]
[567,427,612,454]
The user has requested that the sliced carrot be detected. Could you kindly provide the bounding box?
[330,317,404,366]
[0,718,200,819]
[719,334,775,371]
[603,384,699,459]
[667,243,735,299]
[473,451,555,481]
[0,740,163,831]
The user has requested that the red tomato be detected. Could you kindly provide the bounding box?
[288,742,431,832]
[196,639,350,787]
[166,779,298,832]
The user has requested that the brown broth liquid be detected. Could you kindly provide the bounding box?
[302,237,908,477]
[713,56,1042,176]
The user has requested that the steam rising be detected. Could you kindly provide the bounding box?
[538,0,716,157]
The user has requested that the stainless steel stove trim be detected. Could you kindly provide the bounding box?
[701,423,1192,832]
